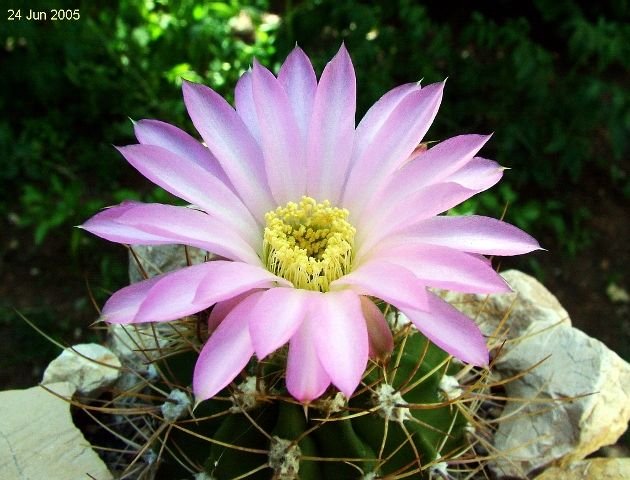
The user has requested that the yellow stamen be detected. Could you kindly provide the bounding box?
[262,196,355,291]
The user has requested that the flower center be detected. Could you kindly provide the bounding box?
[263,196,355,292]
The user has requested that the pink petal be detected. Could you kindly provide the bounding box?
[207,290,257,333]
[101,274,163,324]
[286,316,331,402]
[371,244,511,293]
[252,60,306,204]
[84,202,260,264]
[117,203,260,264]
[193,262,291,306]
[81,201,175,245]
[182,80,274,219]
[444,157,504,190]
[133,119,230,186]
[343,82,444,215]
[350,83,421,171]
[193,292,261,401]
[399,215,542,256]
[248,287,310,360]
[306,44,356,203]
[277,46,317,143]
[402,292,489,366]
[101,262,221,324]
[332,261,428,312]
[356,182,479,258]
[389,134,492,197]
[360,296,394,361]
[134,261,285,323]
[313,290,368,398]
[234,71,261,143]
[116,144,260,246]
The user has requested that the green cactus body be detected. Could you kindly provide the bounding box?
[121,307,482,480]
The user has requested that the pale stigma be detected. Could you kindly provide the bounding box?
[262,196,355,291]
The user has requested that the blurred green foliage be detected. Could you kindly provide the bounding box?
[1,0,278,248]
[1,0,628,259]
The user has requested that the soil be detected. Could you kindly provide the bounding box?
[1,175,628,389]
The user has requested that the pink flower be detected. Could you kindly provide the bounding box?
[81,46,540,403]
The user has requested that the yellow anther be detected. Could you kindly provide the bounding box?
[262,196,355,291]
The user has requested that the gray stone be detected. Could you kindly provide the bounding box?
[42,343,121,395]
[128,244,209,283]
[445,270,630,478]
[0,382,113,479]
[534,457,630,480]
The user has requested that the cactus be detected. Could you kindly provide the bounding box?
[87,248,495,480]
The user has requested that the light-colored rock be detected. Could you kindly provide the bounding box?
[493,323,630,476]
[0,382,113,480]
[42,343,121,395]
[108,323,170,364]
[445,270,630,478]
[128,243,209,283]
[534,457,630,480]
[108,323,165,393]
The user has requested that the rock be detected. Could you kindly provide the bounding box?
[42,343,121,395]
[108,323,170,365]
[128,244,209,283]
[445,270,630,478]
[0,382,113,479]
[107,323,164,393]
[534,458,630,480]
[492,324,630,476]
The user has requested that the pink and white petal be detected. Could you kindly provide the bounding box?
[130,262,219,323]
[193,291,261,401]
[343,82,444,216]
[252,60,306,204]
[100,274,163,324]
[102,262,235,325]
[399,215,542,256]
[372,244,511,294]
[286,316,331,402]
[312,290,368,398]
[360,296,394,360]
[402,292,489,366]
[443,157,504,190]
[207,290,258,333]
[234,71,261,144]
[306,44,356,203]
[332,261,428,312]
[193,261,291,306]
[388,135,492,199]
[356,182,479,258]
[133,119,230,185]
[248,287,310,360]
[277,46,317,143]
[116,144,260,246]
[134,261,286,323]
[81,202,175,245]
[350,82,421,170]
[182,80,274,219]
[113,203,261,264]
